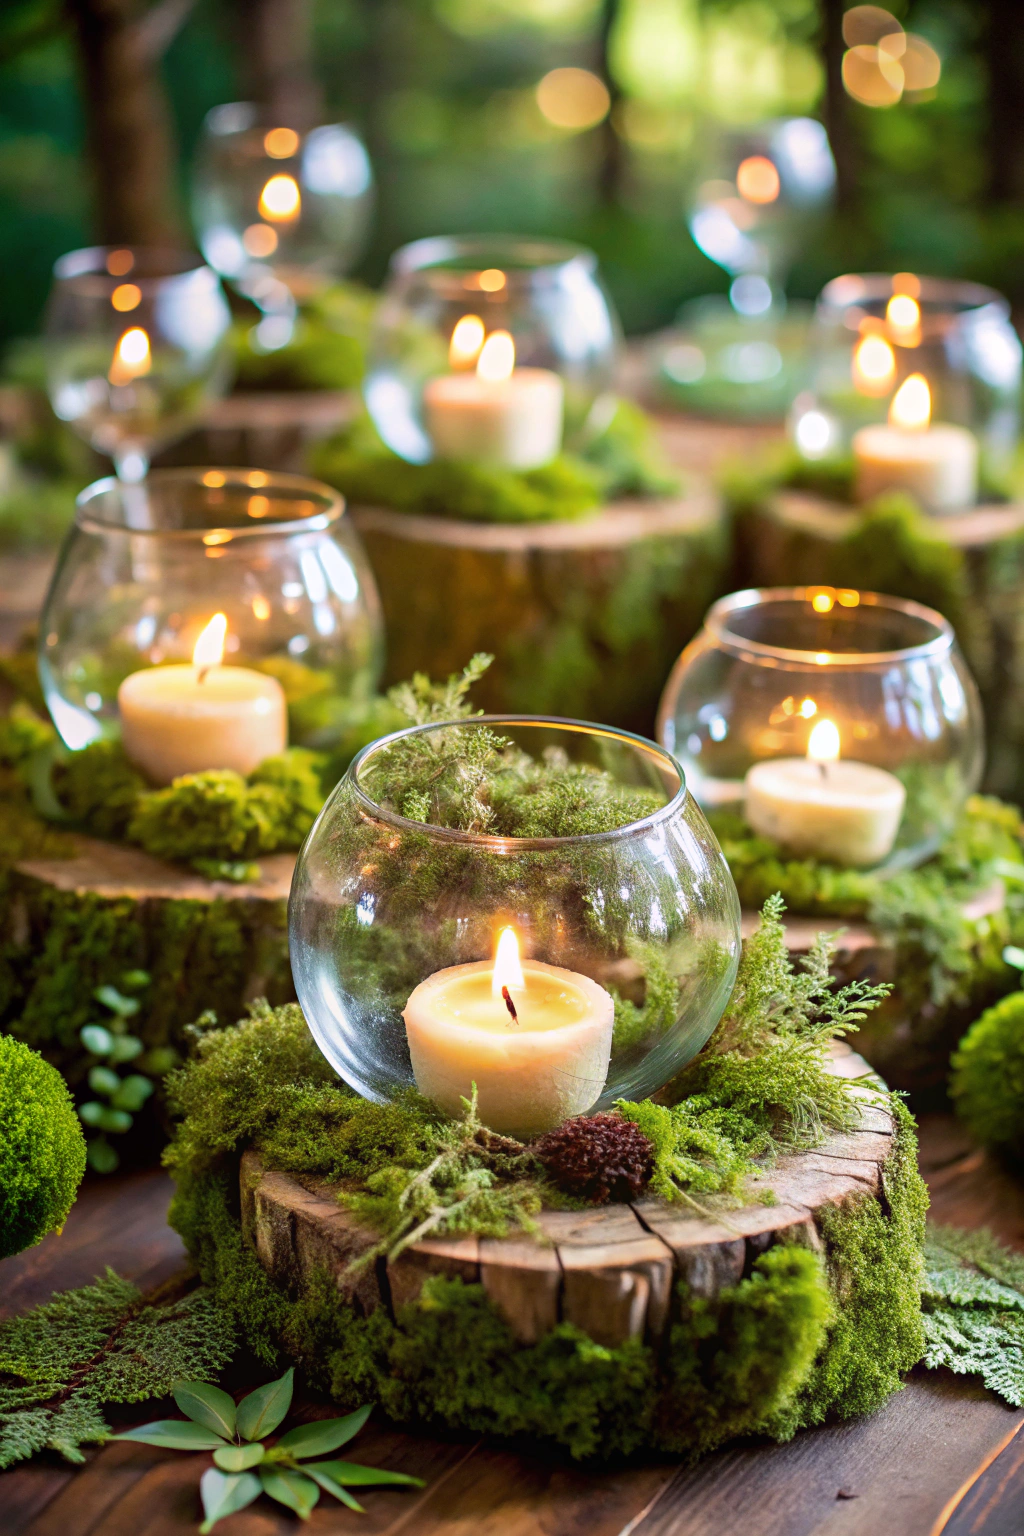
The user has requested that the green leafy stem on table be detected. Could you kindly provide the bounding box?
[116,1369,424,1530]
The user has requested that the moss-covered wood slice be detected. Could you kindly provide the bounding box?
[351,479,729,734]
[240,1044,891,1350]
[3,834,295,1076]
[743,488,1024,802]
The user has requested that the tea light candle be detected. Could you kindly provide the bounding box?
[853,374,977,514]
[422,326,563,470]
[403,926,613,1138]
[118,612,287,785]
[744,718,906,868]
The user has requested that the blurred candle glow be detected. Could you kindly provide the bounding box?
[108,327,151,385]
[853,373,979,512]
[259,174,301,222]
[449,314,485,370]
[853,332,896,396]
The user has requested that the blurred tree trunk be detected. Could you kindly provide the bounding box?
[597,0,623,207]
[819,0,857,211]
[985,0,1024,204]
[64,0,191,246]
[231,0,323,129]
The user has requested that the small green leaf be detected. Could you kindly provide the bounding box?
[78,1101,106,1127]
[111,1074,155,1111]
[139,1045,179,1076]
[113,1419,228,1450]
[86,1137,119,1173]
[199,1469,261,1534]
[275,1404,371,1459]
[314,1458,426,1488]
[213,1443,265,1472]
[236,1367,294,1441]
[88,1065,121,1096]
[259,1467,320,1519]
[95,984,140,1017]
[305,1467,364,1512]
[96,1106,133,1134]
[1003,945,1024,970]
[122,968,151,990]
[108,1034,144,1063]
[173,1380,237,1440]
[80,1024,114,1055]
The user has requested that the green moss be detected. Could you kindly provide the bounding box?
[950,991,1024,1157]
[230,282,374,393]
[54,740,147,841]
[0,1034,86,1258]
[782,1098,927,1432]
[310,400,679,527]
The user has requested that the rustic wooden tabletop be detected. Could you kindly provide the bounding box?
[3,1114,1024,1536]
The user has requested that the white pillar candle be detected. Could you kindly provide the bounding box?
[744,718,906,868]
[403,927,614,1138]
[118,612,287,785]
[422,327,564,471]
[853,373,977,514]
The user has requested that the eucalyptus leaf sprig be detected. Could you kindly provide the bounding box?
[114,1368,424,1530]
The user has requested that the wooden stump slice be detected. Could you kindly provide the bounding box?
[241,1045,891,1350]
[3,833,296,1071]
[744,488,1024,802]
[350,477,731,735]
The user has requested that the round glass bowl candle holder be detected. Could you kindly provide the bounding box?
[39,467,382,758]
[289,717,741,1137]
[790,274,1022,508]
[363,235,621,467]
[193,104,374,293]
[657,587,984,871]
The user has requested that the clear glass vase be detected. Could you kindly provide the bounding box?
[790,274,1022,507]
[39,467,382,761]
[657,586,984,870]
[289,717,741,1136]
[363,235,621,467]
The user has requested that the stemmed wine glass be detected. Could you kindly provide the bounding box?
[192,104,374,353]
[44,247,233,483]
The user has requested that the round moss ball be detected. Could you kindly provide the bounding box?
[0,1034,87,1258]
[950,991,1024,1158]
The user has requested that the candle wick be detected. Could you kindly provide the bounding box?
[197,666,210,685]
[818,761,828,780]
[501,985,518,1026]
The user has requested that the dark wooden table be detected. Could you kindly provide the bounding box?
[4,1117,1024,1536]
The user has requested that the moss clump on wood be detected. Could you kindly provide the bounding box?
[230,282,375,393]
[0,1033,86,1258]
[949,990,1024,1158]
[311,400,678,527]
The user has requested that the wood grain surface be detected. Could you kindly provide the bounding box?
[4,1113,1024,1535]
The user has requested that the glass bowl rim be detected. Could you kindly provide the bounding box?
[388,233,599,285]
[74,467,344,540]
[52,245,219,290]
[817,272,1011,320]
[705,586,955,667]
[346,714,689,849]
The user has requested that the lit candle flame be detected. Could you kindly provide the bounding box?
[477,330,515,383]
[449,314,485,370]
[108,326,151,385]
[193,612,228,674]
[852,332,895,396]
[807,718,841,764]
[258,174,301,222]
[492,925,525,999]
[890,373,931,431]
[886,293,920,336]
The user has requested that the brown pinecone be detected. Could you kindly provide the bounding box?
[534,1112,655,1204]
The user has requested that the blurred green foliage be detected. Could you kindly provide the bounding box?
[0,0,1017,355]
